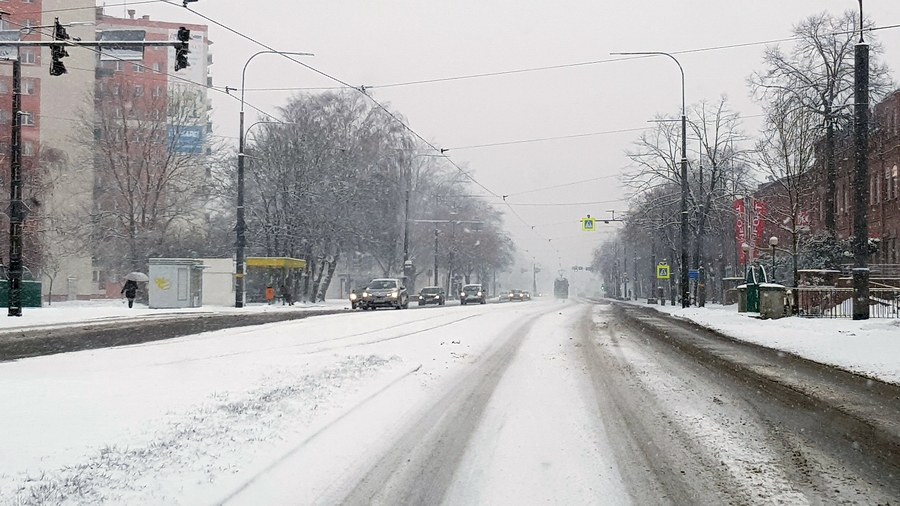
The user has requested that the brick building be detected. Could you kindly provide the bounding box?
[753,89,900,269]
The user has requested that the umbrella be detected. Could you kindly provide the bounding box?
[125,271,150,282]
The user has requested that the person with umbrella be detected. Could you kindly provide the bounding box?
[122,272,148,308]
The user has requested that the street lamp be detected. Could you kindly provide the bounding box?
[741,243,751,279]
[769,236,778,283]
[235,50,312,308]
[612,51,689,308]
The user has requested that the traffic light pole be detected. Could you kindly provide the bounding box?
[3,31,188,315]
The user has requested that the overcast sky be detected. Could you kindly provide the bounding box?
[109,0,900,286]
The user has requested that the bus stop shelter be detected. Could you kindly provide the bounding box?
[245,257,307,303]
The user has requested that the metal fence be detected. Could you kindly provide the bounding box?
[795,287,900,318]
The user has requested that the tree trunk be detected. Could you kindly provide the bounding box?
[316,251,340,302]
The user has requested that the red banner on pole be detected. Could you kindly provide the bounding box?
[753,200,767,257]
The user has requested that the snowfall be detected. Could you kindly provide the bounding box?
[0,297,898,505]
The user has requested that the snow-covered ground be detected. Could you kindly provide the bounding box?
[1,298,898,504]
[648,301,900,385]
[0,299,349,331]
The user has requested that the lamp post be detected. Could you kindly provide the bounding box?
[769,236,778,283]
[741,243,751,280]
[613,51,689,308]
[852,0,870,320]
[235,50,312,308]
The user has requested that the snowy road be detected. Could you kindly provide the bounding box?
[2,300,898,504]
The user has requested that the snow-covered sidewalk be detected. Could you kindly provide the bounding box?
[642,301,900,385]
[0,299,349,332]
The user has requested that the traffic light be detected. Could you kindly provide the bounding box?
[174,27,190,71]
[50,18,69,76]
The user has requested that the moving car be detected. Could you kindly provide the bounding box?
[459,284,486,305]
[417,286,446,306]
[348,286,367,309]
[510,289,526,301]
[361,278,409,310]
[498,290,510,302]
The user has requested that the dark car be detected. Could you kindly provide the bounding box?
[361,278,409,310]
[510,289,526,301]
[459,283,486,305]
[417,286,446,306]
[349,286,367,309]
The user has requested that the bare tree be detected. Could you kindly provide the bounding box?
[754,96,819,292]
[749,9,893,234]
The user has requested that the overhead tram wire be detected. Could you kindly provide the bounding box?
[219,23,900,95]
[170,0,504,201]
[15,17,321,143]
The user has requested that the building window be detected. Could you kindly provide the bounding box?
[21,49,36,64]
[20,112,34,126]
[152,62,162,73]
[113,60,123,72]
[22,0,36,3]
[0,110,8,124]
[152,86,164,98]
[134,85,144,98]
[0,20,8,31]
[0,80,7,94]
[112,83,121,96]
[22,78,35,95]
[133,63,144,73]
[22,141,34,157]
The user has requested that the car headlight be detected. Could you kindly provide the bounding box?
[362,291,370,298]
[418,295,424,299]
[434,295,440,299]
[390,291,399,298]
[350,293,358,301]
[477,291,482,297]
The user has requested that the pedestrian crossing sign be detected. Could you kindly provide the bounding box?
[582,217,596,231]
[657,264,670,279]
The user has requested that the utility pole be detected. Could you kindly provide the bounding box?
[433,228,439,286]
[6,56,22,316]
[852,0,870,320]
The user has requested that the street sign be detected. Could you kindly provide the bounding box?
[581,217,596,231]
[689,269,699,280]
[656,263,670,279]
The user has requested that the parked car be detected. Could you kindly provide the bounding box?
[459,283,486,305]
[361,278,409,310]
[417,286,446,306]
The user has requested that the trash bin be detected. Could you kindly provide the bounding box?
[759,283,788,319]
[0,280,42,308]
[737,284,748,313]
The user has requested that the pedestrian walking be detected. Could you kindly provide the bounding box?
[121,279,138,308]
[281,284,294,306]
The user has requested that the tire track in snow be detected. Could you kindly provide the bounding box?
[150,312,484,366]
[332,308,558,505]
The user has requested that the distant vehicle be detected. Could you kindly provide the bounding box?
[361,278,409,310]
[349,286,370,309]
[510,289,526,301]
[523,291,532,301]
[459,284,486,305]
[499,290,510,301]
[417,286,446,306]
[554,277,569,300]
